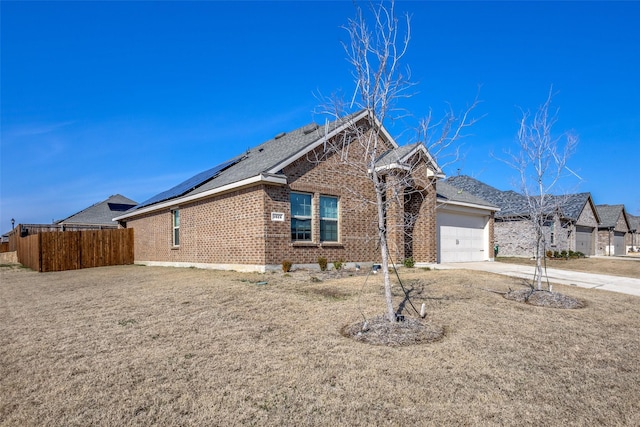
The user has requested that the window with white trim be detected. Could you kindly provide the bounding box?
[320,195,339,242]
[290,193,312,241]
[172,209,180,246]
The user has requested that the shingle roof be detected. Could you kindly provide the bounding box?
[445,175,595,222]
[57,194,137,226]
[436,181,499,209]
[627,213,639,231]
[542,193,593,221]
[188,112,364,198]
[375,143,420,168]
[125,111,369,215]
[596,204,627,229]
[444,175,528,217]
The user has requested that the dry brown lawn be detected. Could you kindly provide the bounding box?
[1,264,639,426]
[497,256,640,278]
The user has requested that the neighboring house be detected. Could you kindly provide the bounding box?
[5,194,138,252]
[435,181,499,263]
[56,194,138,229]
[114,111,494,271]
[444,175,600,257]
[596,204,630,256]
[627,213,639,252]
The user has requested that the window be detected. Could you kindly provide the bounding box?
[291,193,312,241]
[320,196,339,242]
[550,221,555,245]
[172,209,180,246]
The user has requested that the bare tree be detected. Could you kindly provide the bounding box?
[502,88,579,291]
[317,0,479,322]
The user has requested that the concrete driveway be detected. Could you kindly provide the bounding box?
[435,261,640,297]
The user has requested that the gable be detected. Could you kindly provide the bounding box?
[614,211,630,233]
[576,197,599,228]
[596,204,630,231]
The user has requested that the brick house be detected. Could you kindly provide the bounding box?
[114,111,473,272]
[444,175,600,257]
[596,204,631,256]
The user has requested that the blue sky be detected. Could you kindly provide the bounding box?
[2,1,639,234]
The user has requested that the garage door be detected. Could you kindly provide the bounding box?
[614,231,626,255]
[438,212,486,263]
[575,226,594,255]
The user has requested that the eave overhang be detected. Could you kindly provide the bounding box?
[437,199,501,212]
[113,173,287,222]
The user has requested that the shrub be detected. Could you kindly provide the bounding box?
[560,250,568,259]
[553,251,560,258]
[282,260,292,273]
[403,256,415,268]
[318,257,328,271]
[575,251,585,258]
[546,250,553,258]
[333,259,344,271]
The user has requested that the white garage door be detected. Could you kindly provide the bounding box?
[438,212,486,263]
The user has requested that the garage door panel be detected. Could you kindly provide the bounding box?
[575,226,593,255]
[614,231,625,255]
[437,211,487,263]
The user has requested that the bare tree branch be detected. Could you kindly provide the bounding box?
[499,87,580,290]
[316,0,480,321]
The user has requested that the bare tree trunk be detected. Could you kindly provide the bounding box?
[535,226,543,291]
[373,168,395,322]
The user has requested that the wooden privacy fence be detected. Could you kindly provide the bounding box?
[16,228,134,272]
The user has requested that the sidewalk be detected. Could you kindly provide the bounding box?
[434,261,640,297]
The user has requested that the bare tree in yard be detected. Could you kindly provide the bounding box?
[318,0,479,322]
[503,88,579,291]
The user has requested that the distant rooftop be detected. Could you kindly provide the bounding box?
[57,194,137,226]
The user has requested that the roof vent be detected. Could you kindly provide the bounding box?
[303,123,319,134]
[275,132,286,139]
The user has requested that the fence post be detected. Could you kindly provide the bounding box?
[38,232,43,273]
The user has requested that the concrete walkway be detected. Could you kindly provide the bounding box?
[435,261,640,297]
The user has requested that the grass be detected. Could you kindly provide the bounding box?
[496,256,640,278]
[1,264,639,425]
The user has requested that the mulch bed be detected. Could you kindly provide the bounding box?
[504,288,585,309]
[341,315,445,346]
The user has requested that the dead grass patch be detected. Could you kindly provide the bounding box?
[497,256,640,278]
[307,286,352,300]
[1,265,639,425]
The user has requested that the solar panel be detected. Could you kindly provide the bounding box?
[108,203,137,212]
[136,158,240,209]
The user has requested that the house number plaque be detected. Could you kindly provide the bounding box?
[271,212,285,222]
